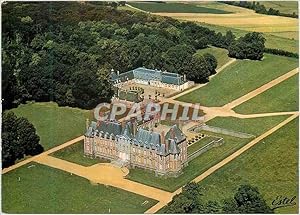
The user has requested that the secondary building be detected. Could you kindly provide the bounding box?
[110,67,192,91]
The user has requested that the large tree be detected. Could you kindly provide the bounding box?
[228,32,265,60]
[223,184,274,213]
[2,112,43,168]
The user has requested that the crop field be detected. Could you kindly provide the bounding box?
[199,22,298,53]
[51,141,110,166]
[196,46,232,69]
[128,2,231,14]
[198,117,299,214]
[2,163,157,213]
[234,74,299,114]
[126,115,286,192]
[262,1,298,15]
[11,102,94,150]
[176,54,298,107]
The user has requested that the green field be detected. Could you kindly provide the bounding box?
[187,136,218,155]
[2,163,157,213]
[176,54,298,107]
[11,102,94,150]
[51,141,110,166]
[234,74,299,114]
[196,46,232,69]
[262,1,298,15]
[127,115,286,192]
[198,117,299,214]
[128,2,232,14]
[200,22,299,52]
[206,115,288,136]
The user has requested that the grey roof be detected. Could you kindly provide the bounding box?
[85,120,186,155]
[111,67,186,85]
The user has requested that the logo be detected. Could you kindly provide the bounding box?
[271,195,297,210]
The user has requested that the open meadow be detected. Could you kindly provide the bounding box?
[11,102,94,150]
[2,163,157,213]
[198,117,298,214]
[234,74,299,114]
[176,54,298,107]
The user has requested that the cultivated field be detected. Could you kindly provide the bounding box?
[234,74,299,114]
[199,22,298,53]
[150,2,298,39]
[198,118,298,214]
[11,102,93,150]
[176,54,298,107]
[2,163,157,213]
[128,2,231,14]
[263,1,298,15]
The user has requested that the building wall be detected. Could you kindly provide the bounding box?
[84,136,188,176]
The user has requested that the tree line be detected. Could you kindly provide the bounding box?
[2,112,44,168]
[2,2,269,111]
[163,182,274,213]
[222,1,298,18]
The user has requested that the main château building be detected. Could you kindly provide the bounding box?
[84,118,188,176]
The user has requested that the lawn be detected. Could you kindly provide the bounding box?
[206,115,288,136]
[51,141,110,166]
[234,74,299,114]
[187,136,218,155]
[197,117,299,214]
[2,162,157,213]
[195,46,232,69]
[128,2,231,14]
[176,54,298,107]
[11,102,94,150]
[126,115,286,192]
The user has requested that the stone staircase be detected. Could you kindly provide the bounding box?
[111,159,128,168]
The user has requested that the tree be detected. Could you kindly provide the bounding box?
[228,32,265,60]
[186,55,210,83]
[164,182,205,213]
[2,112,43,168]
[203,53,218,75]
[222,185,274,213]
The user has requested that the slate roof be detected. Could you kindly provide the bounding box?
[85,120,186,155]
[111,67,186,85]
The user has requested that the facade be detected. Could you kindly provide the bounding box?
[84,118,188,176]
[110,67,192,91]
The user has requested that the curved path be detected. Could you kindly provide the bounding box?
[2,61,298,214]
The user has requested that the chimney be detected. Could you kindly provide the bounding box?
[86,118,90,130]
[131,118,137,137]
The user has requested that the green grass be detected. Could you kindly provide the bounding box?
[262,1,298,15]
[196,46,232,69]
[51,141,110,166]
[199,22,299,53]
[187,136,218,155]
[11,102,94,150]
[198,117,299,214]
[176,54,298,107]
[206,115,288,136]
[128,2,232,14]
[127,115,286,192]
[234,74,299,114]
[2,162,157,213]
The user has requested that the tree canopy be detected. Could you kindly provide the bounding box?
[2,112,43,168]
